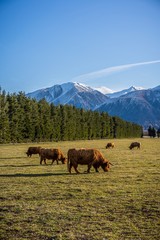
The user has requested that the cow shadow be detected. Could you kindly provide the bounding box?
[0,164,40,168]
[0,157,26,160]
[0,172,72,177]
[0,171,95,178]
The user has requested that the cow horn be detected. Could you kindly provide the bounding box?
[109,162,113,166]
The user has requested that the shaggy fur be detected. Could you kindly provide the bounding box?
[39,148,66,165]
[106,142,115,149]
[26,147,41,157]
[67,148,111,174]
[129,142,141,150]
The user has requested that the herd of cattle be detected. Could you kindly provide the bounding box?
[26,141,141,174]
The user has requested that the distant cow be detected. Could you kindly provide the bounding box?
[39,148,66,165]
[106,142,115,149]
[67,148,112,174]
[26,146,41,157]
[129,142,141,150]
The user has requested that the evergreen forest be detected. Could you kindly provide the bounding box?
[0,88,142,143]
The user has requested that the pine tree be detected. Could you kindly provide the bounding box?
[157,128,160,138]
[148,126,156,138]
[51,103,63,141]
[7,93,23,142]
[0,89,10,143]
[38,99,52,141]
[100,112,110,139]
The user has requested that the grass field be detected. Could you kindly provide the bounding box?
[0,138,160,240]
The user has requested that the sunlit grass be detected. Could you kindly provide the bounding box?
[0,138,159,239]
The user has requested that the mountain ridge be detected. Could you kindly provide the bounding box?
[27,82,109,110]
[26,82,160,128]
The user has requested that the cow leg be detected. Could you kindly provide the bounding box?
[73,163,80,174]
[51,159,55,165]
[62,159,65,164]
[56,159,59,165]
[93,166,99,172]
[68,162,72,173]
[87,163,92,173]
[40,157,43,165]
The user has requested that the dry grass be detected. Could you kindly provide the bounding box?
[0,138,160,240]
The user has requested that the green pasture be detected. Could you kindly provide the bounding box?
[0,138,159,240]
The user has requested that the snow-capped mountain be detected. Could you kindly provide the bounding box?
[106,86,144,98]
[95,86,160,128]
[26,83,160,128]
[26,82,109,110]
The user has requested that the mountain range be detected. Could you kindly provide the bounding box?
[26,82,160,128]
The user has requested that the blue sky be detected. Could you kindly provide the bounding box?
[0,0,160,93]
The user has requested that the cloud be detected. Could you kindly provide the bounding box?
[73,60,160,82]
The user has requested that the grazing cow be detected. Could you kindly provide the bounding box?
[106,142,115,149]
[39,148,66,165]
[67,148,112,174]
[129,142,141,150]
[26,146,41,157]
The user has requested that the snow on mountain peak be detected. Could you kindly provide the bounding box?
[74,82,93,92]
[107,86,145,98]
[94,86,114,94]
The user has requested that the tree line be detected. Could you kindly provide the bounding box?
[148,126,160,138]
[0,88,142,143]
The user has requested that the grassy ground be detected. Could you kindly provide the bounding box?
[0,138,159,240]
